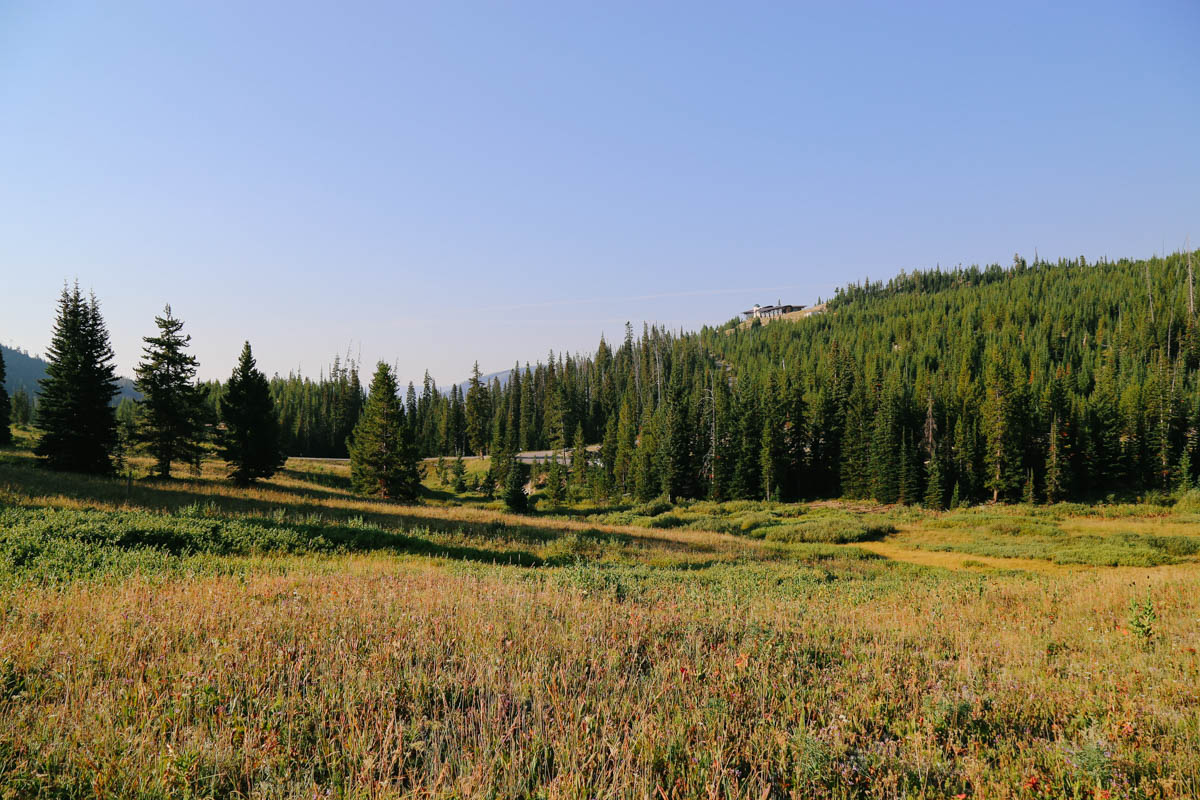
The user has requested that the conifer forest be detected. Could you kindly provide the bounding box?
[254,250,1200,507]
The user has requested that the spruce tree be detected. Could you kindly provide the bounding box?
[870,383,901,504]
[11,387,33,428]
[731,381,761,499]
[1043,415,1070,503]
[839,384,873,498]
[218,342,285,485]
[601,412,619,488]
[35,285,121,473]
[983,359,1021,502]
[633,422,659,502]
[613,395,638,495]
[1175,449,1193,493]
[660,384,693,501]
[502,453,528,512]
[898,431,921,505]
[709,379,736,501]
[0,348,11,446]
[544,452,566,505]
[1022,469,1037,504]
[464,362,491,456]
[348,362,421,501]
[924,449,945,509]
[570,422,588,492]
[135,306,207,478]
[781,371,808,501]
[451,454,467,492]
[758,374,784,502]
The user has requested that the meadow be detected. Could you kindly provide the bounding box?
[1,436,1199,798]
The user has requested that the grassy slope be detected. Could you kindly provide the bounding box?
[2,431,1199,797]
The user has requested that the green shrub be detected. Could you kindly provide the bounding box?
[1173,489,1200,513]
[632,497,673,517]
[762,515,895,544]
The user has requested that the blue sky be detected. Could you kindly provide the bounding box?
[2,1,1198,385]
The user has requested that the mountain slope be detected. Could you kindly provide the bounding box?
[1,344,140,401]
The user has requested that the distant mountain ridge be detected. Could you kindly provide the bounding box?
[454,369,510,396]
[1,343,140,401]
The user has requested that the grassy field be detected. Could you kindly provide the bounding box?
[2,432,1199,798]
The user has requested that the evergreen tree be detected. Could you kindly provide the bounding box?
[633,422,659,502]
[502,453,528,512]
[731,380,761,499]
[601,412,619,488]
[348,362,420,501]
[709,378,736,501]
[613,395,637,495]
[950,414,980,503]
[923,447,945,509]
[11,387,33,428]
[1086,362,1124,493]
[1022,469,1037,504]
[758,378,785,502]
[1175,448,1193,493]
[570,422,588,492]
[781,370,808,500]
[543,452,566,505]
[1043,415,1070,503]
[135,306,207,478]
[464,362,491,456]
[0,348,10,446]
[218,342,286,485]
[450,454,467,492]
[839,383,873,498]
[35,285,121,473]
[898,430,922,505]
[983,359,1021,502]
[870,379,902,503]
[660,382,693,501]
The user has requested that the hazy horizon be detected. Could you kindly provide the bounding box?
[4,1,1198,386]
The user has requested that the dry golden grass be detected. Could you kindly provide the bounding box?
[2,446,1200,797]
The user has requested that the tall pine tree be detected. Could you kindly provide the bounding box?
[135,306,208,478]
[348,362,421,502]
[35,285,121,473]
[218,342,286,485]
[464,362,492,456]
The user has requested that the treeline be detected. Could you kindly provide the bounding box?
[200,358,365,459]
[436,249,1200,506]
[13,249,1200,508]
[13,285,421,500]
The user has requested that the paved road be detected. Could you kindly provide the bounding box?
[291,446,599,467]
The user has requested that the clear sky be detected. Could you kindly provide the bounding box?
[2,1,1198,386]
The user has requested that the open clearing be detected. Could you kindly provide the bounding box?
[1,442,1199,798]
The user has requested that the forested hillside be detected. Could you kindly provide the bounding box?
[1,344,52,394]
[301,249,1194,506]
[1,344,139,401]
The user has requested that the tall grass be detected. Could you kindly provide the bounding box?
[1,453,1199,796]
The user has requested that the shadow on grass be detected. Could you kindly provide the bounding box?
[533,502,636,520]
[0,461,653,567]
